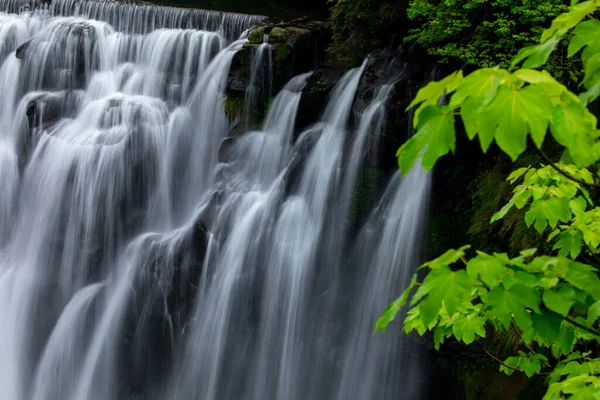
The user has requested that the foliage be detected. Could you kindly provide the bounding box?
[328,0,407,67]
[405,0,579,83]
[378,2,600,399]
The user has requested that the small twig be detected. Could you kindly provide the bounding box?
[511,323,537,355]
[536,147,600,188]
[581,253,600,270]
[564,316,600,338]
[482,346,549,375]
[482,346,522,372]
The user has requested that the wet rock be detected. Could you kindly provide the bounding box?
[226,48,253,96]
[218,137,237,163]
[295,67,342,135]
[350,46,447,173]
[20,91,82,170]
[269,27,289,43]
[225,19,330,134]
[248,26,266,44]
[236,20,330,93]
[16,21,98,91]
[15,38,32,59]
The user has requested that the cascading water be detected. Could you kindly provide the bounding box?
[242,42,272,130]
[0,1,432,399]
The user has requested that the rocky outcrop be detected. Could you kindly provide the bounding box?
[294,67,342,133]
[250,19,330,87]
[225,19,330,130]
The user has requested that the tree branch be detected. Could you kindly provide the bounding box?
[482,346,523,373]
[564,316,600,338]
[536,147,600,188]
[482,346,549,376]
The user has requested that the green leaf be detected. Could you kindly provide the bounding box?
[583,53,600,91]
[486,85,552,159]
[452,313,486,344]
[543,286,576,316]
[416,266,471,325]
[408,71,463,125]
[510,284,541,313]
[520,248,538,258]
[467,252,506,287]
[503,352,543,378]
[550,99,599,164]
[375,275,417,333]
[533,311,562,346]
[420,245,471,270]
[486,285,539,329]
[512,39,559,69]
[460,97,496,151]
[433,325,451,350]
[419,295,443,327]
[450,68,508,108]
[558,324,577,355]
[408,71,463,110]
[553,231,583,259]
[564,261,600,300]
[540,0,598,42]
[580,83,600,105]
[568,19,600,57]
[570,196,588,216]
[587,301,600,324]
[397,105,456,174]
[525,197,571,233]
[491,199,515,223]
[513,69,556,84]
[396,134,424,177]
[507,167,529,184]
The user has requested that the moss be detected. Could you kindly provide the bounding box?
[248,27,266,45]
[269,27,289,43]
[453,357,529,400]
[429,213,469,257]
[273,44,290,74]
[222,94,244,122]
[265,96,276,112]
[350,168,383,222]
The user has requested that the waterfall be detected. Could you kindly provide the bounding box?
[242,43,272,130]
[0,1,432,399]
[0,0,264,40]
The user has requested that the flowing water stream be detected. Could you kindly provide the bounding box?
[0,1,430,399]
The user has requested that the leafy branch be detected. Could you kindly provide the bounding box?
[379,2,600,399]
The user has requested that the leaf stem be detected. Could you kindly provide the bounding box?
[536,147,600,188]
[563,316,600,338]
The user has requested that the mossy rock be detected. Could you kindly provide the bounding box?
[269,27,289,43]
[273,44,290,74]
[248,26,266,45]
[287,26,311,36]
[222,94,244,123]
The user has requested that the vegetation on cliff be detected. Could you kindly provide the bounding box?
[328,0,578,83]
[377,1,600,398]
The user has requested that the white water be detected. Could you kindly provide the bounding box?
[0,1,430,399]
